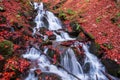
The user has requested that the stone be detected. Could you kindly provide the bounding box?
[101,58,120,78]
[48,35,56,40]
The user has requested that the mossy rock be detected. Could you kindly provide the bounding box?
[0,40,13,57]
[89,42,100,56]
[47,49,55,58]
[70,21,82,32]
[86,33,95,40]
[101,58,120,78]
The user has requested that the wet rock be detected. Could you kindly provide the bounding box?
[83,63,90,73]
[65,21,82,37]
[68,31,80,37]
[29,21,36,28]
[72,44,85,65]
[70,21,82,32]
[41,40,52,46]
[46,47,61,63]
[39,27,48,34]
[76,32,85,41]
[47,49,56,58]
[48,35,56,40]
[101,58,120,78]
[89,42,101,57]
[41,16,49,28]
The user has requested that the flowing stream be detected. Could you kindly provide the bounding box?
[22,2,116,80]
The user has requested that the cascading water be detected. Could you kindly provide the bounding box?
[22,2,116,80]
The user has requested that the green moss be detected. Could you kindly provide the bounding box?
[0,40,13,57]
[58,11,67,20]
[111,12,120,24]
[67,9,75,15]
[116,12,120,17]
[87,33,95,40]
[95,43,101,50]
[47,49,55,58]
[102,43,114,50]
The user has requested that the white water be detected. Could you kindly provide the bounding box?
[23,2,110,80]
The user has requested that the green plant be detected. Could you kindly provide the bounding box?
[111,12,120,23]
[58,11,66,20]
[76,23,81,30]
[96,17,102,23]
[116,12,120,17]
[102,43,114,50]
[0,40,13,57]
[67,9,75,15]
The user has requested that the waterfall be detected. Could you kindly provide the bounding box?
[22,2,113,80]
[61,48,83,75]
